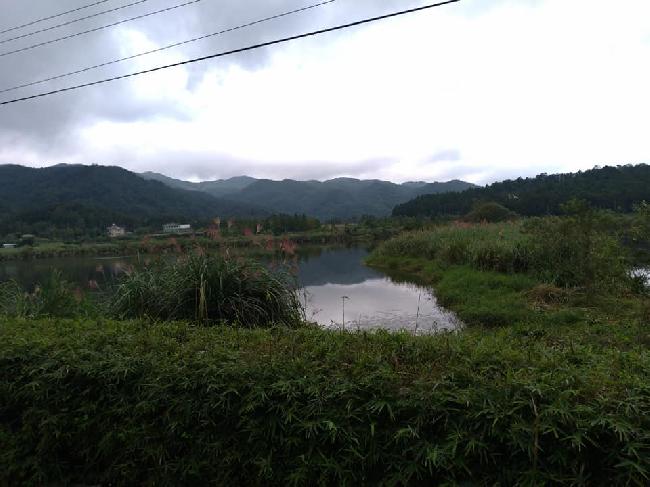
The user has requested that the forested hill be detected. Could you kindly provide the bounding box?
[393,164,650,218]
[0,165,264,237]
[142,173,475,220]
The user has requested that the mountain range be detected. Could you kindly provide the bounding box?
[141,172,475,220]
[0,165,263,237]
[0,164,474,237]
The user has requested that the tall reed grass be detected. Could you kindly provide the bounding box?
[372,222,531,274]
[109,253,303,327]
[371,217,632,291]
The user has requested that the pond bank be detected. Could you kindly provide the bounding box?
[0,228,397,262]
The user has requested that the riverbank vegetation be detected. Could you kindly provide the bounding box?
[0,217,407,262]
[0,253,302,328]
[1,204,649,484]
[368,202,649,327]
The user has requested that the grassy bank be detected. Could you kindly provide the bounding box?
[367,215,648,326]
[2,318,649,485]
[0,225,400,262]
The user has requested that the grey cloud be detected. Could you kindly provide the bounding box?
[0,0,426,136]
[102,147,397,182]
[427,149,461,163]
[0,0,460,179]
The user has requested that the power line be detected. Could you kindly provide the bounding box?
[0,0,462,107]
[0,0,337,95]
[0,0,114,36]
[0,0,155,46]
[0,0,203,58]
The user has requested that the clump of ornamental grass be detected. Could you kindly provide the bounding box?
[109,251,303,327]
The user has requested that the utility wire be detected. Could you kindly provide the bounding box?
[0,0,155,46]
[0,0,337,95]
[0,0,461,107]
[0,0,114,36]
[0,0,203,58]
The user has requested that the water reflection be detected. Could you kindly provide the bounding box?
[302,278,460,333]
[295,247,384,286]
[288,247,460,332]
[632,268,650,287]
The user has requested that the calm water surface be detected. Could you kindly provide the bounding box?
[0,247,461,332]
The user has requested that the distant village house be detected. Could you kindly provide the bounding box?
[163,223,192,235]
[2,243,16,249]
[107,224,126,238]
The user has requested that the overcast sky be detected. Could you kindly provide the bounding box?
[0,0,648,184]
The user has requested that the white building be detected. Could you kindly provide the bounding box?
[107,224,126,238]
[163,223,192,234]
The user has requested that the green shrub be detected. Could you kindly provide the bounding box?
[109,253,303,327]
[524,202,629,291]
[464,201,518,223]
[1,319,649,485]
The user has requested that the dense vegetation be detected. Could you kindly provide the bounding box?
[0,252,302,327]
[2,319,649,485]
[0,164,264,239]
[143,171,475,220]
[1,205,649,484]
[369,203,650,329]
[394,164,650,218]
[110,254,302,326]
[374,204,636,292]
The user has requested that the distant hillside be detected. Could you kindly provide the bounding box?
[141,172,475,220]
[393,164,650,218]
[0,165,264,237]
[141,172,257,197]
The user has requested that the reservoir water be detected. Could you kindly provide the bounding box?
[0,247,461,333]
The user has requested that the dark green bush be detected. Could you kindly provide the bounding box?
[524,201,629,290]
[109,253,303,327]
[1,319,649,485]
[464,201,518,223]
